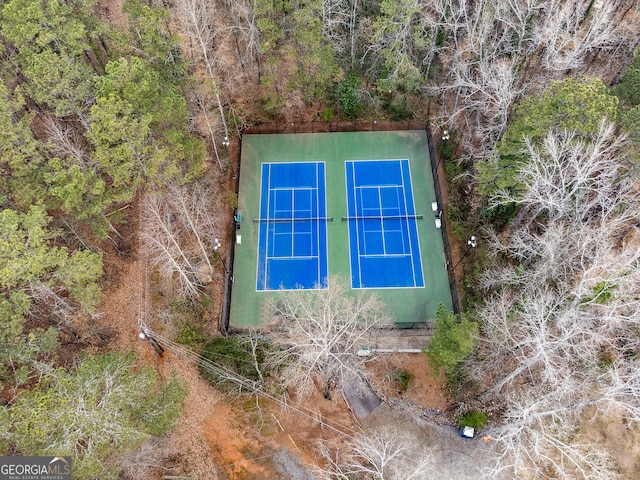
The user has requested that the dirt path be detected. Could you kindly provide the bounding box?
[98,246,489,479]
[365,403,504,480]
[98,244,315,479]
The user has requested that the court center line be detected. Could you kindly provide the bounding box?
[360,254,412,258]
[290,189,295,259]
[266,255,318,260]
[395,186,408,256]
[377,186,387,256]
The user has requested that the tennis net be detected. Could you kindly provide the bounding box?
[341,214,423,221]
[252,217,334,223]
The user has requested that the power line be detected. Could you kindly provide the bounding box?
[138,325,436,476]
[138,325,360,439]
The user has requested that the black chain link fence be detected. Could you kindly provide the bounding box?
[242,119,427,134]
[220,121,460,331]
[425,122,462,316]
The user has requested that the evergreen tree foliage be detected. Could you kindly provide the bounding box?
[0,290,58,390]
[122,0,185,78]
[1,352,187,479]
[425,304,477,375]
[369,0,435,92]
[254,0,339,110]
[0,205,103,312]
[1,0,99,116]
[613,51,640,162]
[290,3,340,104]
[619,105,640,161]
[477,76,619,198]
[200,335,273,388]
[89,57,205,202]
[0,82,48,209]
[612,51,640,107]
[44,160,108,220]
[337,70,361,118]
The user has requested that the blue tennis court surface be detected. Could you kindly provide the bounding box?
[256,162,328,290]
[345,159,425,288]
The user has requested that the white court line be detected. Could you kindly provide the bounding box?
[266,255,318,260]
[351,163,363,287]
[315,163,320,285]
[402,159,424,286]
[377,187,386,255]
[399,161,416,285]
[395,186,408,255]
[256,165,266,290]
[356,184,404,257]
[289,190,294,258]
[377,185,403,256]
[263,163,326,288]
[344,163,355,289]
[264,165,272,289]
[345,159,425,289]
[271,230,313,258]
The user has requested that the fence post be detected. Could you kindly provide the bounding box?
[220,132,244,333]
[425,122,462,316]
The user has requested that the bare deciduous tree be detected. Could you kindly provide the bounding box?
[268,276,392,399]
[316,426,435,480]
[174,0,229,167]
[473,125,640,478]
[43,117,88,164]
[118,437,177,480]
[532,0,620,73]
[421,0,637,160]
[321,0,361,64]
[142,181,223,297]
[221,0,261,73]
[431,55,523,156]
[484,384,620,480]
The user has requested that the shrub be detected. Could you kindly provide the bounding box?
[392,368,413,392]
[199,335,281,390]
[337,70,361,119]
[458,410,487,430]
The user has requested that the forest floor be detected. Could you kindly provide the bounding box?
[90,2,640,478]
[90,132,640,480]
[97,228,499,479]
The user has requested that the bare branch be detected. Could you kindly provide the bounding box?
[141,181,224,298]
[268,276,392,400]
[316,425,435,480]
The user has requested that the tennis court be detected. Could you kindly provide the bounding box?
[256,162,329,290]
[231,130,452,328]
[345,159,424,289]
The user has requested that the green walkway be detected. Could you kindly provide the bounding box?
[230,131,452,328]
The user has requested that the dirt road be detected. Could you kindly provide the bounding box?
[364,403,504,480]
